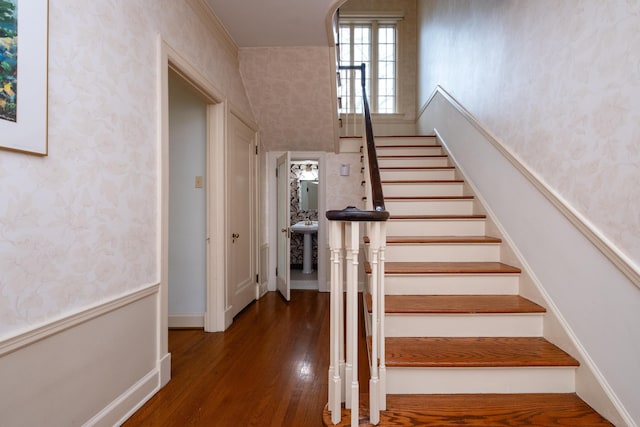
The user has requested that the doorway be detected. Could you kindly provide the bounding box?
[272,152,327,297]
[289,160,320,290]
[167,70,207,328]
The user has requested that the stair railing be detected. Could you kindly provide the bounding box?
[327,63,388,426]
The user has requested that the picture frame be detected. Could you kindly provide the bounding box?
[0,0,48,156]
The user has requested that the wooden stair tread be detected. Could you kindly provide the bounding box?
[383,337,579,368]
[382,179,463,184]
[385,195,472,200]
[390,214,486,220]
[365,261,521,275]
[380,166,455,170]
[377,144,441,148]
[323,393,613,426]
[385,235,502,244]
[363,235,501,244]
[379,154,448,158]
[365,295,546,314]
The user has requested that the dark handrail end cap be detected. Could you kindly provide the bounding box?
[326,206,389,222]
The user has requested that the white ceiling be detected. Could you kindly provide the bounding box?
[205,0,340,47]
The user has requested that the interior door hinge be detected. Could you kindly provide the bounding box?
[256,274,259,283]
[275,267,278,276]
[255,146,258,155]
[275,168,278,177]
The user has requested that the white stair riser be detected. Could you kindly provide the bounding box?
[383,183,465,197]
[376,137,437,146]
[378,274,520,295]
[380,169,457,181]
[378,157,449,168]
[386,219,486,236]
[377,146,443,156]
[386,367,576,394]
[383,243,501,262]
[385,200,474,216]
[383,314,544,337]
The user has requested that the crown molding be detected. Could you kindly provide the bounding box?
[186,0,239,61]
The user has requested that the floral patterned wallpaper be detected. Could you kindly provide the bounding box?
[0,0,254,339]
[289,162,319,266]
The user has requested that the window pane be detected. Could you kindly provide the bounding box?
[376,24,396,113]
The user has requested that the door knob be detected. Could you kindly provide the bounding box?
[281,228,288,233]
[232,233,240,243]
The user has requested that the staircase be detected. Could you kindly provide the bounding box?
[324,135,613,426]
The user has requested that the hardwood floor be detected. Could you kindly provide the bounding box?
[124,290,366,427]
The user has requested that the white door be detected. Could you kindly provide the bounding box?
[228,113,257,318]
[276,152,291,301]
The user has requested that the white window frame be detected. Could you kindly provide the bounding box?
[338,12,402,115]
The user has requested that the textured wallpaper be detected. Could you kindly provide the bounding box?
[0,0,253,339]
[239,47,336,152]
[417,0,640,267]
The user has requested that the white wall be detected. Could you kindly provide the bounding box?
[416,2,640,424]
[168,72,207,322]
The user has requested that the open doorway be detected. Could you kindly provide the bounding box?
[289,160,320,290]
[271,152,327,297]
[167,70,207,328]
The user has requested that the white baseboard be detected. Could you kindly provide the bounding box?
[159,352,171,388]
[168,314,204,328]
[85,368,160,427]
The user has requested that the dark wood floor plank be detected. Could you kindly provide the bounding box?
[123,290,354,427]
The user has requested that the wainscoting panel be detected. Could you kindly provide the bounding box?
[0,286,160,426]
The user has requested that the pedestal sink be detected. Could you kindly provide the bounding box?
[291,221,318,274]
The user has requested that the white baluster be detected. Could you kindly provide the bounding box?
[378,221,387,411]
[368,222,380,425]
[329,221,343,424]
[347,222,360,426]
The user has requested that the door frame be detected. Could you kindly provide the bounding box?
[268,151,327,293]
[158,37,228,385]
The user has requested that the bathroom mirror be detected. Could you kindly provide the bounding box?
[299,180,318,210]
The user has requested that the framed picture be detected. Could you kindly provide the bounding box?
[0,0,48,156]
